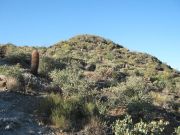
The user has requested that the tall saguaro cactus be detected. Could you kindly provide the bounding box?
[31,50,39,75]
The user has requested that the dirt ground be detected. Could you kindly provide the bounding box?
[0,91,55,135]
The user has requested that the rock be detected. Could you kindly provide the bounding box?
[6,76,24,92]
[85,64,96,71]
[0,75,25,92]
[0,75,7,91]
[23,73,42,92]
[5,124,14,130]
[0,118,21,131]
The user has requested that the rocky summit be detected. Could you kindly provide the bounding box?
[0,34,179,135]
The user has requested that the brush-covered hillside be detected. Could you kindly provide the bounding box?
[0,35,179,135]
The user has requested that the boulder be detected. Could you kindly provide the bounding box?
[0,75,25,92]
[0,75,7,91]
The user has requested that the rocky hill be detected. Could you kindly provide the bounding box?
[0,35,179,135]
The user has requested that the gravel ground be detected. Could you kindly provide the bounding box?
[0,91,54,135]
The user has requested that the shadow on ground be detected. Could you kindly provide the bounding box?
[0,91,53,135]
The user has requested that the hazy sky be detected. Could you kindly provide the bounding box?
[0,0,180,70]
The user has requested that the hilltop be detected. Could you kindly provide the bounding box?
[0,35,179,135]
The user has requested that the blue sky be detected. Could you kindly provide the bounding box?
[0,0,180,70]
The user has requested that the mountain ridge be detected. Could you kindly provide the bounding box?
[1,34,178,72]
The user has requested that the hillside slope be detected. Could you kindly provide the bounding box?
[0,34,179,135]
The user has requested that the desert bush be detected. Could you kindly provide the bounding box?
[175,80,180,94]
[111,76,149,101]
[3,52,31,68]
[83,117,106,135]
[39,56,66,78]
[96,66,114,80]
[150,92,171,107]
[105,53,115,61]
[174,126,180,135]
[48,42,74,58]
[0,45,6,58]
[143,64,158,78]
[91,66,126,88]
[0,65,23,81]
[0,65,25,91]
[152,80,166,90]
[38,93,98,130]
[49,68,90,96]
[113,115,169,135]
[96,100,108,115]
[105,76,152,111]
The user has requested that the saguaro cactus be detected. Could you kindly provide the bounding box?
[31,50,39,75]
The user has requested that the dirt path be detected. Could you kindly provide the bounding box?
[0,91,54,135]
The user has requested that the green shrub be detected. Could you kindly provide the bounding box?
[0,65,25,91]
[113,115,169,135]
[96,101,108,115]
[50,68,90,96]
[39,56,66,78]
[4,53,31,68]
[105,52,115,60]
[174,126,180,135]
[109,76,151,105]
[0,65,23,81]
[0,45,6,58]
[38,93,98,130]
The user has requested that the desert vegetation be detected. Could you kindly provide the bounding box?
[0,35,179,134]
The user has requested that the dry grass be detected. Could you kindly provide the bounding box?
[108,106,127,117]
[83,117,106,135]
[150,91,172,106]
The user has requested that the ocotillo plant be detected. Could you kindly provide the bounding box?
[31,50,39,75]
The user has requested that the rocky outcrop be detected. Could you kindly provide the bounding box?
[0,75,7,91]
[0,75,25,92]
